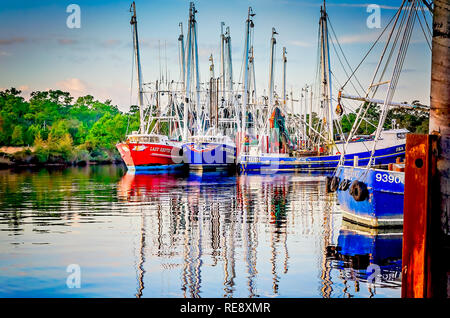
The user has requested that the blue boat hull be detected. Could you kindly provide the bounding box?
[335,166,404,227]
[182,142,236,170]
[239,144,405,173]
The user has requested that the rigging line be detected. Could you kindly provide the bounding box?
[347,2,408,143]
[366,1,417,171]
[416,3,433,49]
[416,8,432,50]
[373,3,409,95]
[419,0,433,34]
[336,101,373,153]
[340,6,400,90]
[313,21,321,100]
[327,17,366,94]
[329,37,364,97]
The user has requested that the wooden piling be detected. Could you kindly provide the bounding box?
[402,0,450,298]
[428,0,450,298]
[402,134,438,297]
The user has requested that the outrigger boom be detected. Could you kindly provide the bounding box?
[337,91,430,111]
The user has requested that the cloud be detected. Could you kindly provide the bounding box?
[101,39,122,48]
[198,46,217,58]
[337,29,428,45]
[288,40,312,47]
[138,38,176,50]
[57,38,78,45]
[55,78,88,94]
[0,51,10,57]
[0,37,26,45]
[328,3,429,11]
[337,31,382,44]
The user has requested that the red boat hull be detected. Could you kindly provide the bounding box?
[116,142,182,168]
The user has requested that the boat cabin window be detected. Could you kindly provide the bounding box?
[397,133,406,139]
[128,136,160,143]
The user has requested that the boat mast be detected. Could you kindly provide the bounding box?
[309,88,313,147]
[209,54,215,79]
[319,1,334,146]
[183,3,194,141]
[282,47,287,108]
[225,26,233,101]
[220,22,226,100]
[268,27,277,107]
[130,2,145,134]
[192,3,201,134]
[178,22,186,91]
[249,46,257,104]
[241,7,255,141]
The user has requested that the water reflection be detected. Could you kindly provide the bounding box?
[116,170,341,298]
[326,221,402,298]
[0,166,401,298]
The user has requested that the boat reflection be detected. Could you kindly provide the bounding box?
[117,171,397,298]
[326,221,402,297]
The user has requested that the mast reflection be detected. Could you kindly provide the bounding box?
[117,171,351,298]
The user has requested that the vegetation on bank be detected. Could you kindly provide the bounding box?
[339,101,429,136]
[0,88,139,166]
[0,87,428,166]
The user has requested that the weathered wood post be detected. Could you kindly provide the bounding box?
[428,0,450,298]
[429,0,450,248]
[402,0,450,298]
[402,134,439,297]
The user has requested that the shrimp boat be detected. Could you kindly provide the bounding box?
[116,2,183,171]
[238,3,414,173]
[331,0,430,228]
[180,3,237,171]
[239,129,408,173]
[117,134,183,171]
[182,134,236,170]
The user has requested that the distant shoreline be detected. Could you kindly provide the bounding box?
[0,146,123,170]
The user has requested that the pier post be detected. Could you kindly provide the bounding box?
[428,0,450,298]
[402,0,450,298]
[402,134,441,298]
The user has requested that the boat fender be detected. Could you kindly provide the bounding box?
[325,176,332,193]
[339,179,350,191]
[349,180,368,201]
[329,176,340,192]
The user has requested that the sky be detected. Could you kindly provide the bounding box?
[0,0,432,112]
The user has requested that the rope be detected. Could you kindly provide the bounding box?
[327,17,366,95]
[340,7,401,91]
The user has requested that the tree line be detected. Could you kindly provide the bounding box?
[0,88,139,165]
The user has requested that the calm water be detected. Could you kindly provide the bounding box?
[0,165,401,298]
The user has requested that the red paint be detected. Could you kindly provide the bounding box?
[402,134,442,298]
[116,142,182,167]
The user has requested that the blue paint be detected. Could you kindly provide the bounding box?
[335,166,404,226]
[182,142,236,168]
[240,144,405,172]
[331,228,403,277]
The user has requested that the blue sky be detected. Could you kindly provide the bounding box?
[0,0,432,111]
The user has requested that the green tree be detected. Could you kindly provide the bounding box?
[11,126,24,145]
